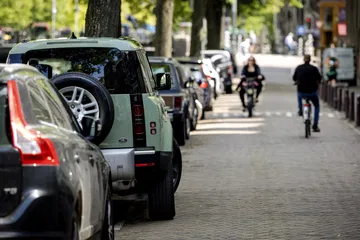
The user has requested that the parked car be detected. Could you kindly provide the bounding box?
[0,64,114,239]
[7,37,182,219]
[201,50,233,94]
[149,57,197,146]
[175,57,214,111]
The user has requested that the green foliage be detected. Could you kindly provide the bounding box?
[122,0,192,29]
[0,0,87,30]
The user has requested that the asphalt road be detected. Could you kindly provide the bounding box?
[115,55,360,240]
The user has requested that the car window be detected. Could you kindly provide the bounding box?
[26,80,53,124]
[175,66,185,87]
[9,48,147,94]
[137,51,155,93]
[0,84,11,145]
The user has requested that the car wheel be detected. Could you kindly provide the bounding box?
[51,72,114,145]
[174,120,186,146]
[172,139,182,193]
[190,107,198,131]
[185,116,190,140]
[148,156,175,220]
[101,184,114,240]
[71,210,80,240]
[201,110,205,120]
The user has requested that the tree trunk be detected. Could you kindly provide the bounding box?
[155,0,174,57]
[206,0,224,49]
[85,0,121,37]
[190,0,205,57]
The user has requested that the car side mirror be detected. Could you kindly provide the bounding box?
[80,115,102,143]
[156,73,171,90]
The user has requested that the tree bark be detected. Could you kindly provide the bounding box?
[85,0,121,37]
[155,0,174,57]
[206,0,224,49]
[190,0,205,57]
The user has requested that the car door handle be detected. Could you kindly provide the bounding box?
[89,156,95,166]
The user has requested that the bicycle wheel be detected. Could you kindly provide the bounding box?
[305,120,311,138]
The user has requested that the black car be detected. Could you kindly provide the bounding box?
[149,57,197,146]
[0,64,114,239]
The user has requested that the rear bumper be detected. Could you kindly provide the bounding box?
[0,167,74,238]
[0,190,70,239]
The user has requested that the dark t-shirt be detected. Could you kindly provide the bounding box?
[293,63,322,93]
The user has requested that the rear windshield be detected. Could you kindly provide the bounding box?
[0,84,11,145]
[8,48,147,94]
[150,63,177,89]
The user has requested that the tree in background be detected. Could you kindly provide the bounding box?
[154,0,174,57]
[190,0,205,57]
[85,0,121,37]
[205,0,227,50]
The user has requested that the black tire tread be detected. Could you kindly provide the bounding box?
[172,139,182,193]
[148,158,175,220]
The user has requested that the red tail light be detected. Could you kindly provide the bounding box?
[174,96,183,110]
[228,65,232,75]
[130,95,146,146]
[200,81,209,89]
[7,80,59,166]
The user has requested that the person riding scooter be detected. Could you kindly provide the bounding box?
[236,56,265,111]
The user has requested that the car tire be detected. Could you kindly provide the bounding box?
[190,107,198,131]
[51,72,115,145]
[174,120,186,146]
[71,210,80,240]
[101,184,114,240]
[201,110,205,120]
[148,157,175,220]
[185,116,190,140]
[172,138,182,193]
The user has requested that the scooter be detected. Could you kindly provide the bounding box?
[241,77,259,118]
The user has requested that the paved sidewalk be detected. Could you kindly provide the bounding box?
[116,55,360,240]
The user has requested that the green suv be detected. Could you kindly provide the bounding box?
[7,37,182,220]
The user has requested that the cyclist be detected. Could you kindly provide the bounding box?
[292,54,322,132]
[236,56,264,111]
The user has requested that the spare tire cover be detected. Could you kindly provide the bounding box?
[51,72,114,145]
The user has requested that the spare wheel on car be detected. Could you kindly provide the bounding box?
[51,72,115,145]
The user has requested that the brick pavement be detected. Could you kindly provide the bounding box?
[116,55,360,240]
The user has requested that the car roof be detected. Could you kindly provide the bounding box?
[175,57,202,64]
[0,64,42,83]
[148,56,179,64]
[9,37,144,54]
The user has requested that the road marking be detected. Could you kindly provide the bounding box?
[223,112,229,117]
[286,112,292,117]
[328,113,335,118]
[319,112,323,116]
[265,112,271,116]
[275,112,281,116]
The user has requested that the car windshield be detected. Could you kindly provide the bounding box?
[8,47,146,94]
[150,63,176,89]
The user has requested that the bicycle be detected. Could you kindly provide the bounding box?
[302,97,312,138]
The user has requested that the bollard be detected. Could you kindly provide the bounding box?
[350,91,355,121]
[356,95,360,126]
[344,89,349,118]
[338,88,343,111]
[333,86,338,109]
[324,83,328,102]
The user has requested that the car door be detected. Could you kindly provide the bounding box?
[33,78,102,234]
